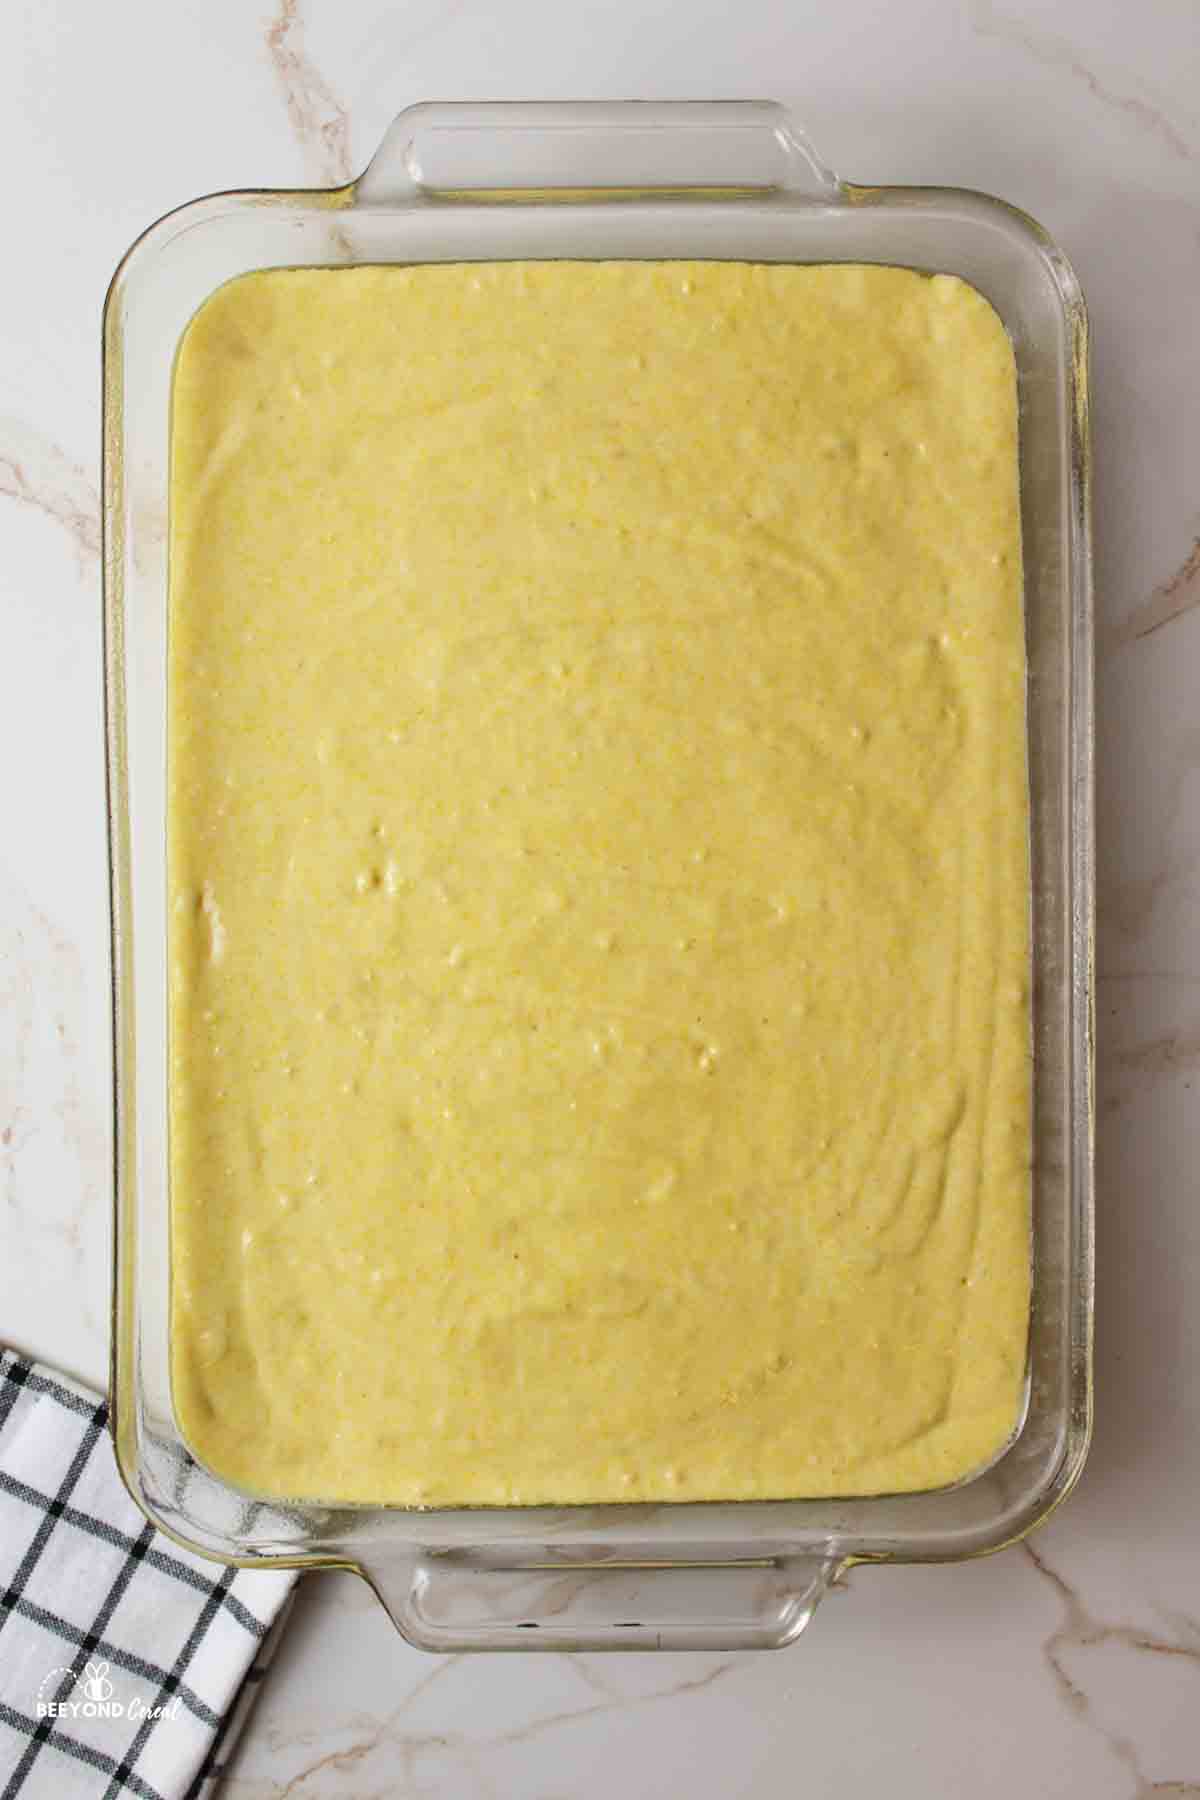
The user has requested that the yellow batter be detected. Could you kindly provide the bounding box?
[168,261,1030,1507]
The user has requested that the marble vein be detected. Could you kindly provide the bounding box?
[0,420,100,566]
[972,1,1197,162]
[1024,1542,1200,1797]
[0,871,108,1377]
[265,0,353,187]
[257,1656,737,1797]
[263,1650,463,1785]
[1108,538,1200,650]
[0,884,104,1240]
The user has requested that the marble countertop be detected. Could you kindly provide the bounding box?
[3,0,1197,1791]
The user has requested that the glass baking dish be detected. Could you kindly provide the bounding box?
[103,100,1094,1652]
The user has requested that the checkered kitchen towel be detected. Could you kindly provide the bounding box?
[0,1349,297,1798]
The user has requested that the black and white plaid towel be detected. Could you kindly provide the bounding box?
[0,1349,297,1798]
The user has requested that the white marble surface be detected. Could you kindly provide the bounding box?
[2,0,1198,1791]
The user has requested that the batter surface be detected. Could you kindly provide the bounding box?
[169,261,1031,1506]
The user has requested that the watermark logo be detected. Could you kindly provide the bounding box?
[79,1661,113,1703]
[36,1661,181,1723]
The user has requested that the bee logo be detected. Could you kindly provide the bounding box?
[80,1661,113,1703]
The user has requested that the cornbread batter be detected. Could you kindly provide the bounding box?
[169,261,1030,1506]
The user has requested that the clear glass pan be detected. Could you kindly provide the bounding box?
[103,100,1094,1652]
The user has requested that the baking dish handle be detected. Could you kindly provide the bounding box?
[354,100,840,206]
[359,1548,839,1652]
